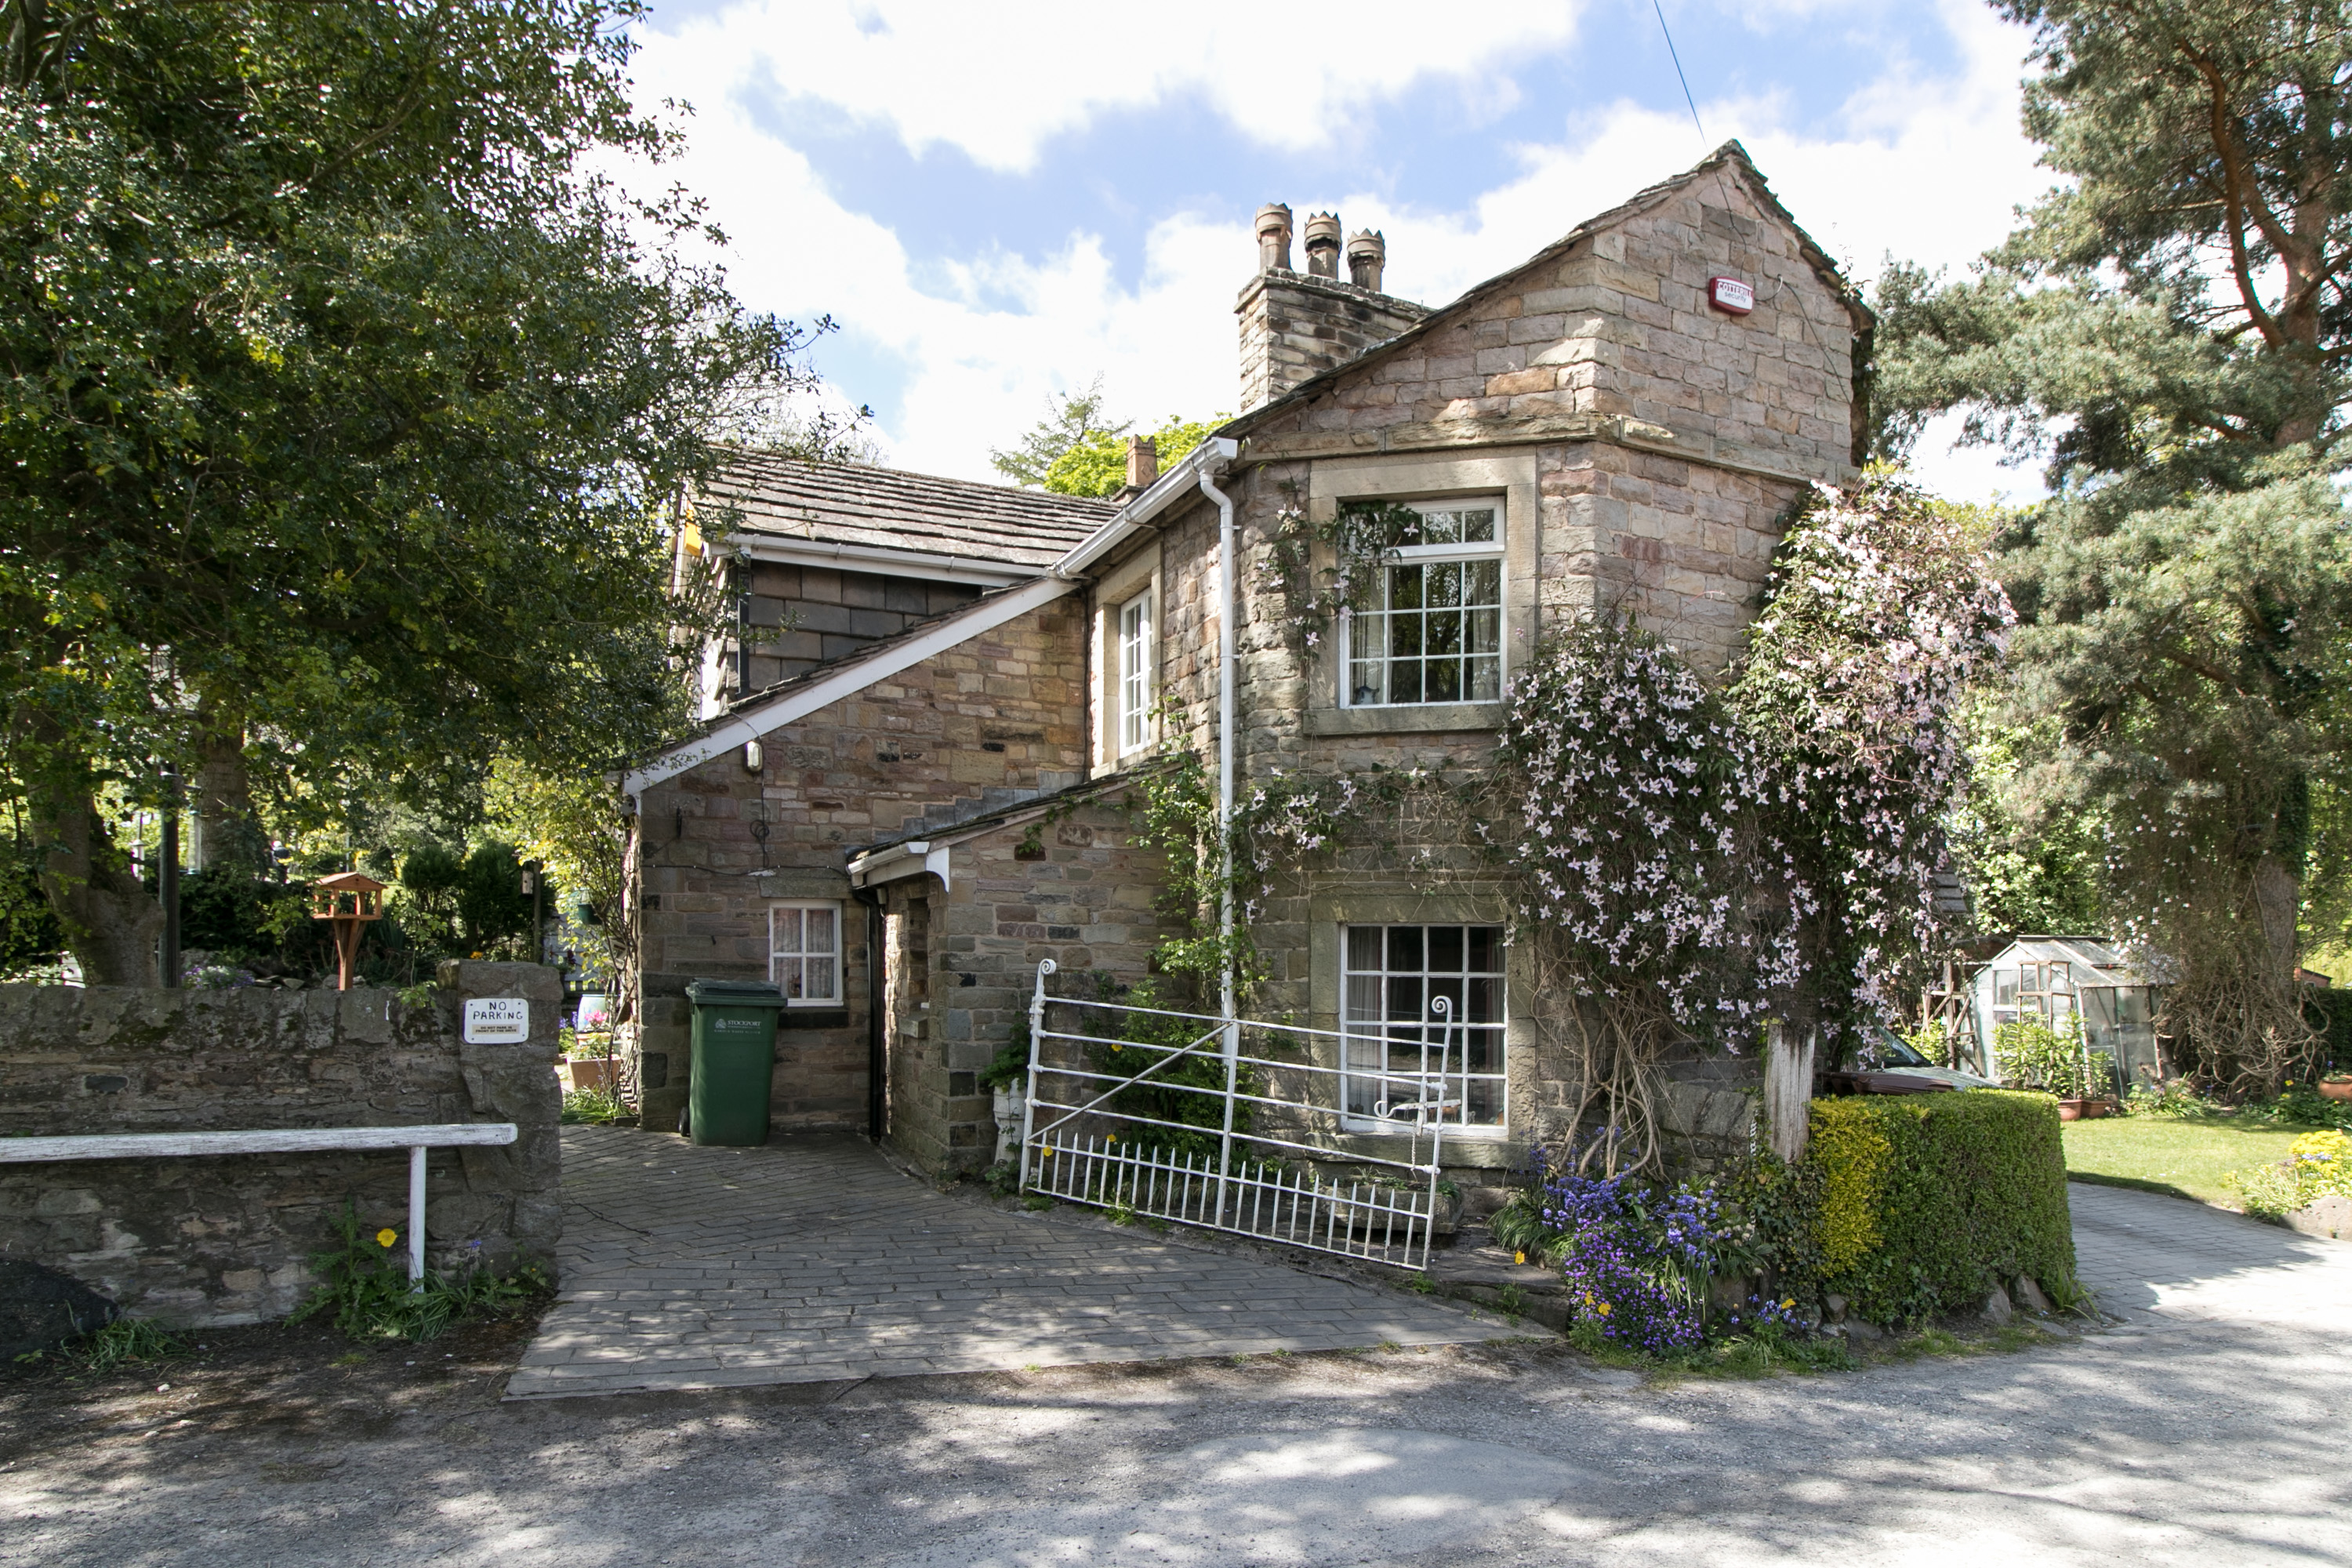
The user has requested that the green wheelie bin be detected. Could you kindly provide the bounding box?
[684,979,787,1146]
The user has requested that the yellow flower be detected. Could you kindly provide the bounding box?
[1107,1134,1118,1144]
[1780,1298,1795,1310]
[376,1229,398,1249]
[1513,1250,1526,1265]
[1596,1301,1611,1316]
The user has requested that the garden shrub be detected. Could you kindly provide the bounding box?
[2230,1127,2352,1218]
[1806,1091,2075,1325]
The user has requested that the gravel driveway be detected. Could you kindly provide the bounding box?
[2,1181,2346,1567]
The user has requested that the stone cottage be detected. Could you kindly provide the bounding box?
[619,142,1864,1180]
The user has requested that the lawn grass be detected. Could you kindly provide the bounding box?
[2062,1114,2318,1208]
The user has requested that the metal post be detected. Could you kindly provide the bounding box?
[1214,1017,1240,1225]
[159,768,180,989]
[1020,960,1054,1189]
[407,1145,427,1288]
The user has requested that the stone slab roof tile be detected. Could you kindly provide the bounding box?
[698,452,1115,569]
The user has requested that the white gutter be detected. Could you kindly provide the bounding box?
[1054,437,1241,580]
[622,572,1078,803]
[846,840,954,892]
[1197,461,1240,1040]
[732,534,1034,589]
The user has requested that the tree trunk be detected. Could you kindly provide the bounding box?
[31,782,162,986]
[2252,854,2299,982]
[191,706,261,870]
[1764,1020,1815,1165]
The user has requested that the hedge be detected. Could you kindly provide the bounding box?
[1805,1090,2075,1326]
[2307,989,2352,1073]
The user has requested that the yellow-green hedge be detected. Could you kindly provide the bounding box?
[1806,1091,2075,1325]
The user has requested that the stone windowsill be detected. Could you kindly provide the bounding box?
[1294,1131,1519,1169]
[1304,702,1504,738]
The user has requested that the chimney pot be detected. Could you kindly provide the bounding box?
[1302,212,1342,279]
[1124,435,1159,492]
[1347,229,1386,293]
[1254,203,1294,274]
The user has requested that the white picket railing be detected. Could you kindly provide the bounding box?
[1016,960,1457,1270]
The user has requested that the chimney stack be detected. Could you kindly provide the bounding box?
[1235,201,1429,412]
[1302,212,1342,278]
[1123,434,1159,493]
[1255,203,1294,274]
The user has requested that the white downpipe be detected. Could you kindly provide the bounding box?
[1199,463,1240,1220]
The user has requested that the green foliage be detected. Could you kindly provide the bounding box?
[13,1315,191,1373]
[1872,2,2352,1091]
[0,0,818,981]
[1994,1014,2114,1099]
[1947,708,2107,937]
[287,1203,548,1341]
[977,1022,1033,1092]
[2230,1127,2352,1218]
[1041,413,1223,498]
[394,840,534,959]
[1259,496,1425,661]
[560,1086,628,1125]
[1081,985,1258,1160]
[1806,1091,2078,1327]
[989,379,1127,488]
[2305,989,2352,1071]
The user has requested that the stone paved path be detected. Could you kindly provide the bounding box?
[2068,1177,2352,1330]
[506,1126,1498,1397]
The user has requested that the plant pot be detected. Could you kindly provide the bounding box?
[2057,1097,2118,1121]
[2318,1080,2352,1103]
[561,1058,616,1094]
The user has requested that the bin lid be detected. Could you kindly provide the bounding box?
[684,979,789,1008]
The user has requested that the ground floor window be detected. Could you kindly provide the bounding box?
[770,902,841,1004]
[1341,924,1504,1131]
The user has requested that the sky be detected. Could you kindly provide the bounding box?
[619,0,2057,503]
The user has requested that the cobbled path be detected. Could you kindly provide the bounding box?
[2068,1177,2352,1330]
[505,1125,1498,1397]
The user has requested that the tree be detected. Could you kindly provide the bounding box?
[1043,414,1226,498]
[987,378,1127,488]
[1871,0,2352,1090]
[0,2,822,982]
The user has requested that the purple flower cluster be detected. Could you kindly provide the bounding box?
[1539,1158,1711,1356]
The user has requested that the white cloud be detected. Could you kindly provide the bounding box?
[625,0,2052,498]
[650,0,1586,173]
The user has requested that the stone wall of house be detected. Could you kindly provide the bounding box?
[878,800,1172,1178]
[0,962,561,1327]
[1082,161,1857,1172]
[632,593,1091,1140]
[733,562,982,692]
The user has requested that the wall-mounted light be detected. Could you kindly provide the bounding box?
[742,739,764,773]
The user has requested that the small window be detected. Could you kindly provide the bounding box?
[1341,924,1506,1131]
[769,902,840,1005]
[1345,499,1504,706]
[1117,589,1155,754]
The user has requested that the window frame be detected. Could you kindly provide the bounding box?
[1339,496,1508,710]
[1338,921,1509,1138]
[1116,586,1156,756]
[768,899,844,1007]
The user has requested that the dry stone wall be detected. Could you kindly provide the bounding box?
[0,962,561,1327]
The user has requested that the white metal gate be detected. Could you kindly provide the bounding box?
[1017,960,1456,1270]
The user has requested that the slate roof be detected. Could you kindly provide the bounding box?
[696,452,1116,570]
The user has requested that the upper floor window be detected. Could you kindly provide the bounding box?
[770,902,841,1005]
[1117,589,1155,754]
[1343,499,1504,706]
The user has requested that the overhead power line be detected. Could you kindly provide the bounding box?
[1653,0,1706,146]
